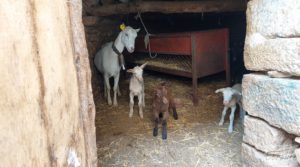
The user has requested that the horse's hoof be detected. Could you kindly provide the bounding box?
[108,101,112,105]
[228,128,233,133]
[219,122,223,126]
[153,128,158,137]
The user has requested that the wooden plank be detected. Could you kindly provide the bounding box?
[90,1,247,17]
[82,16,99,26]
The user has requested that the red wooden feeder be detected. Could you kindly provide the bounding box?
[128,28,230,105]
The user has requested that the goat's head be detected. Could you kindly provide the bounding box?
[154,83,169,104]
[215,87,241,105]
[121,26,140,53]
[127,62,147,81]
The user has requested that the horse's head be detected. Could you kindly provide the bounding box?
[121,26,140,53]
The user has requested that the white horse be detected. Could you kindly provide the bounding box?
[94,26,140,106]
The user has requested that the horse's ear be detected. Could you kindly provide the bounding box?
[135,28,140,33]
[140,62,147,69]
[215,88,224,93]
[127,69,134,73]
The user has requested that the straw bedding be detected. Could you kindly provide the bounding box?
[94,72,242,167]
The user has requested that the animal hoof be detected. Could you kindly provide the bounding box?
[108,101,112,105]
[153,128,158,137]
[228,128,233,133]
[173,113,178,120]
[218,122,223,126]
[113,101,118,106]
[162,133,167,140]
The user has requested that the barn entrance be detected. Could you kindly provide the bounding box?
[84,1,247,166]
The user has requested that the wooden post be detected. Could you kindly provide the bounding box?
[90,1,247,17]
[191,34,199,106]
[224,29,231,86]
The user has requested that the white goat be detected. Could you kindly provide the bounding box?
[94,26,140,106]
[127,63,147,118]
[215,84,244,133]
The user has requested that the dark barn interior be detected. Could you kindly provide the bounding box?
[83,1,248,166]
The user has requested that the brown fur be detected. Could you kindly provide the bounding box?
[152,82,179,139]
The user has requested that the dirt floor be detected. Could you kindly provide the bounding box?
[94,71,243,167]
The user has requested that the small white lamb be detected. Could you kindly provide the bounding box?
[215,84,244,133]
[127,62,147,118]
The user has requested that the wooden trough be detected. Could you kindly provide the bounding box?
[128,28,230,105]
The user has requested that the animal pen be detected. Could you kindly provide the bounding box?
[1,0,300,167]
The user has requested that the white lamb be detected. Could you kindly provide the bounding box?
[215,84,244,133]
[127,63,147,118]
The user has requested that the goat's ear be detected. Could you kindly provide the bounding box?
[215,88,224,93]
[127,69,134,73]
[135,28,140,33]
[140,62,148,69]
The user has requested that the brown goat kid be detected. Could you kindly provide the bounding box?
[152,82,179,140]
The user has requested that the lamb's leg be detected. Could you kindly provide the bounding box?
[113,74,120,106]
[162,112,169,140]
[238,102,245,123]
[172,106,178,120]
[104,75,112,105]
[153,112,159,137]
[228,105,236,133]
[138,93,143,118]
[219,106,228,126]
[129,92,134,118]
[142,91,145,108]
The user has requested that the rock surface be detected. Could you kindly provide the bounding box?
[244,37,300,76]
[242,143,298,167]
[243,116,298,157]
[246,0,300,38]
[242,74,300,136]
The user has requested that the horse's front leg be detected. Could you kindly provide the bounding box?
[113,74,120,106]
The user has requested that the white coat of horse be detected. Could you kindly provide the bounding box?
[94,26,140,106]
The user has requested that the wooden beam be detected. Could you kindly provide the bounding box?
[82,16,99,26]
[90,1,247,17]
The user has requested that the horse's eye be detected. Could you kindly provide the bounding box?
[125,33,128,37]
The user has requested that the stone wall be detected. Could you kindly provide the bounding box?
[242,0,300,166]
[0,0,97,166]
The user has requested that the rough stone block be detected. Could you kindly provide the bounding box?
[244,35,300,76]
[243,116,298,157]
[247,0,300,37]
[296,149,300,164]
[242,74,300,136]
[242,143,298,167]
